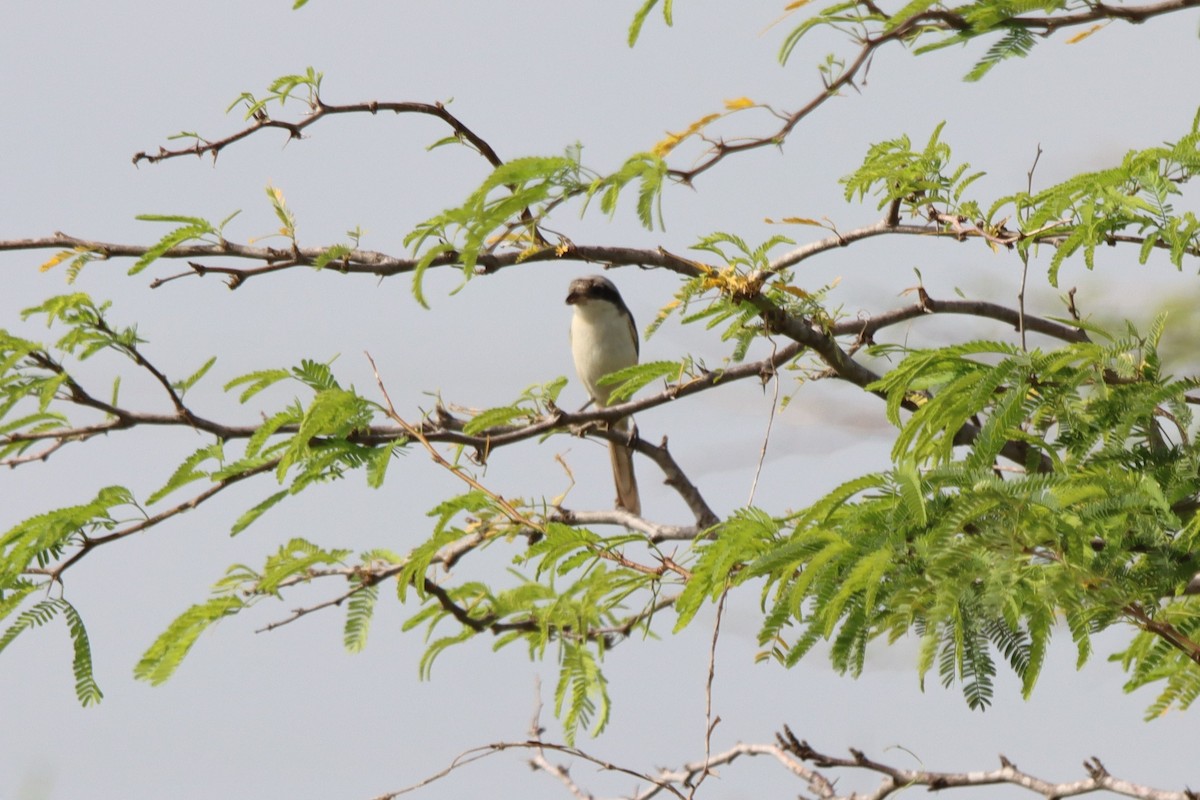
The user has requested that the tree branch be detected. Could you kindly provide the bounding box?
[379,725,1200,800]
[25,458,278,581]
[666,0,1200,183]
[775,726,1200,800]
[132,99,506,168]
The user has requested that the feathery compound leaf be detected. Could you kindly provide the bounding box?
[779,1,867,66]
[0,486,136,585]
[254,538,352,596]
[146,441,225,505]
[134,596,245,685]
[60,600,103,706]
[407,154,581,305]
[894,460,928,528]
[628,0,671,46]
[965,26,1037,82]
[0,597,101,706]
[598,360,684,403]
[172,356,217,396]
[555,641,610,745]
[365,442,402,489]
[587,153,668,230]
[224,368,291,403]
[343,581,379,653]
[312,243,354,270]
[130,215,219,275]
[230,490,290,536]
[883,0,940,31]
[291,358,340,391]
[0,597,62,655]
[462,404,532,436]
[676,509,779,630]
[0,581,38,626]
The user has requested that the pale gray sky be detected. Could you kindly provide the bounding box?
[2,2,1198,798]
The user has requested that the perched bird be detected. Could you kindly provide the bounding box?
[566,275,641,516]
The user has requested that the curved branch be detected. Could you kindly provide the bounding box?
[991,0,1200,30]
[572,428,721,529]
[385,726,1198,800]
[1,234,695,287]
[552,508,700,542]
[830,288,1090,344]
[132,99,506,168]
[667,0,1200,183]
[7,208,1196,292]
[258,554,681,649]
[24,458,279,580]
[775,727,1200,800]
[667,33,883,185]
[5,289,1087,477]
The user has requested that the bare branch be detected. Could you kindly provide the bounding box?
[132,99,506,169]
[380,727,1199,800]
[666,0,1200,183]
[551,508,700,542]
[830,290,1090,345]
[775,727,1200,800]
[688,587,728,800]
[378,739,688,800]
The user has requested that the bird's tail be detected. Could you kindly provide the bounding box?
[609,417,640,516]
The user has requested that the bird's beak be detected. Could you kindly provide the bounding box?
[565,289,582,305]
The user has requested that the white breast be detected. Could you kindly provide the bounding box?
[570,299,638,407]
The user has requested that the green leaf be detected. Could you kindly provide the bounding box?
[366,443,402,489]
[344,582,379,653]
[146,441,225,506]
[462,405,530,436]
[230,490,289,536]
[0,597,61,655]
[0,597,102,705]
[60,600,103,706]
[224,368,290,403]
[134,596,245,685]
[599,360,683,403]
[882,0,939,32]
[555,641,610,744]
[312,244,354,270]
[130,216,218,275]
[964,26,1037,82]
[628,0,662,46]
[255,538,351,595]
[0,486,136,585]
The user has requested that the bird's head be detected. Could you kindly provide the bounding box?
[566,275,623,307]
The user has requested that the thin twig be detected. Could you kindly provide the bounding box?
[688,587,729,800]
[366,351,543,533]
[1018,144,1044,352]
[747,338,781,507]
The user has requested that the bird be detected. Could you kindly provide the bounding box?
[566,275,641,516]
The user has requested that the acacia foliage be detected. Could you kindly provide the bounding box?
[3,0,1200,743]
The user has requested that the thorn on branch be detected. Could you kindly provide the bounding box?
[758,361,778,386]
[916,285,932,311]
[1066,287,1081,321]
